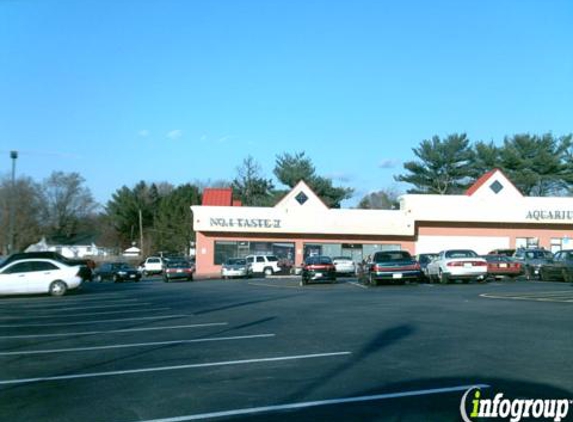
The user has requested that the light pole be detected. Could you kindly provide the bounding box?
[8,150,18,255]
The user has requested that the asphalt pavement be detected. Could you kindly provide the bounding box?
[0,277,572,422]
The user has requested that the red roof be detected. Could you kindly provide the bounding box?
[465,169,498,196]
[202,188,234,206]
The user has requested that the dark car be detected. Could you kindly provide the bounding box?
[94,262,141,283]
[512,248,554,280]
[488,249,516,257]
[0,251,94,281]
[539,249,573,282]
[163,259,195,282]
[365,250,422,286]
[301,255,336,285]
[482,254,523,279]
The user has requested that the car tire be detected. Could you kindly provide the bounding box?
[539,268,549,282]
[113,275,120,283]
[49,280,67,297]
[263,267,273,277]
[438,270,449,284]
[562,269,572,283]
[369,273,377,286]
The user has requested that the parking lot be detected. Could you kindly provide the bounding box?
[0,277,572,422]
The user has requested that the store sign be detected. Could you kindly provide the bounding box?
[210,217,282,229]
[526,210,573,221]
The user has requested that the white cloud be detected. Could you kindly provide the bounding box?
[167,130,183,140]
[138,130,150,137]
[378,159,401,169]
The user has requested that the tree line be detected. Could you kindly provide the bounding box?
[1,132,571,255]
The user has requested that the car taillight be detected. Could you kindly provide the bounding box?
[447,262,464,267]
[473,262,487,267]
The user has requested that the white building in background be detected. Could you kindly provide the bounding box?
[190,170,573,278]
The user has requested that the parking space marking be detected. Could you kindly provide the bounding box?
[0,293,133,304]
[0,314,191,328]
[0,351,351,385]
[0,322,229,339]
[248,281,301,289]
[2,302,152,312]
[0,307,172,320]
[480,291,573,303]
[122,384,491,422]
[348,281,368,289]
[0,302,153,312]
[0,333,276,356]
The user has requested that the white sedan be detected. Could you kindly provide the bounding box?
[426,249,488,284]
[0,258,84,296]
[332,257,357,275]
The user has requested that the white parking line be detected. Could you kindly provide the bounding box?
[4,298,143,308]
[119,384,491,422]
[0,351,351,385]
[0,323,229,339]
[0,293,131,304]
[2,302,152,313]
[0,334,276,356]
[0,315,190,328]
[0,307,172,320]
[348,281,368,289]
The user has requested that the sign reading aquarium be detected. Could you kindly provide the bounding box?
[210,217,282,229]
[526,210,573,221]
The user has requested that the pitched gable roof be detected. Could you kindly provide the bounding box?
[274,180,329,210]
[202,188,234,206]
[466,168,523,198]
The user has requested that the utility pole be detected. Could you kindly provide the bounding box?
[139,209,144,257]
[8,151,18,254]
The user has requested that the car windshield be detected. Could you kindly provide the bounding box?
[111,263,131,270]
[306,256,332,265]
[374,251,412,262]
[226,259,246,266]
[166,261,190,268]
[445,250,478,258]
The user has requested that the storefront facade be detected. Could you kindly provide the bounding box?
[191,170,573,277]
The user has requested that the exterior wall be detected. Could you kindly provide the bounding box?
[195,232,416,277]
[415,223,573,254]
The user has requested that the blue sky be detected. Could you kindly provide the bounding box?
[1,0,571,207]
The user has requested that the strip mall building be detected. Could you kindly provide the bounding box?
[191,169,573,277]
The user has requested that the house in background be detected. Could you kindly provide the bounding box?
[25,234,114,258]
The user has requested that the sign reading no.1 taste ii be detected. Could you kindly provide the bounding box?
[209,218,282,229]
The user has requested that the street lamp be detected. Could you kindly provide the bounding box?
[8,150,18,254]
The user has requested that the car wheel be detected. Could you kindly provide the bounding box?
[369,273,377,286]
[163,278,170,283]
[562,269,572,283]
[264,267,273,277]
[539,268,549,282]
[143,271,149,278]
[49,280,67,297]
[113,275,120,283]
[438,270,449,284]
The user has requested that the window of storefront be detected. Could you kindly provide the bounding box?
[550,238,562,254]
[214,241,295,266]
[303,243,400,262]
[516,237,539,249]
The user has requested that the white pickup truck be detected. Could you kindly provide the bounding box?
[245,255,281,276]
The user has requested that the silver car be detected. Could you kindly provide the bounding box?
[221,258,252,279]
[426,249,488,284]
[332,256,357,276]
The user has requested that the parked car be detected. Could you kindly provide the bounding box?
[138,256,164,276]
[426,249,488,284]
[94,262,141,283]
[0,251,94,281]
[488,249,516,257]
[163,259,195,282]
[331,256,356,276]
[539,249,573,282]
[301,255,336,285]
[415,253,438,281]
[245,255,281,276]
[512,248,554,280]
[221,258,252,279]
[364,250,422,286]
[482,255,523,279]
[0,258,84,296]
